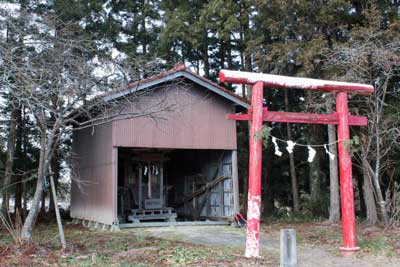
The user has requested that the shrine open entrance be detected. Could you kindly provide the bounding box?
[219,69,374,258]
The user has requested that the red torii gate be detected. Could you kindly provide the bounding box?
[219,69,374,258]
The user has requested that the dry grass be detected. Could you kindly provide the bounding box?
[262,220,400,257]
[1,219,400,266]
[0,222,277,267]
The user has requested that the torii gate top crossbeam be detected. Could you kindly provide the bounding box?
[219,69,374,95]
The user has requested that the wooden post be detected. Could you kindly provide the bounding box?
[245,81,264,258]
[232,150,240,215]
[336,92,359,253]
[138,165,142,210]
[49,173,66,249]
[113,147,119,224]
[160,163,164,207]
[280,229,297,267]
[148,161,152,199]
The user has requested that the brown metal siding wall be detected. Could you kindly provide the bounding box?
[112,83,237,149]
[70,123,116,225]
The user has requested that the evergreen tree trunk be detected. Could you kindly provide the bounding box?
[1,103,18,213]
[226,39,233,69]
[242,162,248,213]
[306,89,322,214]
[308,135,321,206]
[141,16,147,55]
[41,193,46,213]
[202,37,210,78]
[263,148,275,216]
[287,125,299,212]
[326,96,340,222]
[243,85,253,212]
[2,0,28,215]
[284,90,299,212]
[14,106,23,214]
[22,178,27,219]
[15,181,22,214]
[356,174,366,217]
[219,41,225,69]
[262,164,268,216]
[14,177,23,215]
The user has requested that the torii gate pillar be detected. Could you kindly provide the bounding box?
[336,92,359,252]
[245,81,264,257]
[220,69,373,258]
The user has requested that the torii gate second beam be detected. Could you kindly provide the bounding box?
[220,70,374,258]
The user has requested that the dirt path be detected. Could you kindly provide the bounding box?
[129,225,400,267]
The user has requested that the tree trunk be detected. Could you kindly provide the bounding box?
[262,166,268,216]
[284,90,299,213]
[356,174,366,217]
[287,125,299,213]
[226,38,233,69]
[1,104,18,213]
[371,90,389,224]
[220,41,225,69]
[49,148,60,214]
[15,178,22,214]
[141,15,147,55]
[366,162,389,224]
[21,114,60,241]
[326,96,340,222]
[309,141,321,204]
[362,160,378,224]
[242,85,253,212]
[41,192,46,214]
[202,35,210,78]
[263,147,275,216]
[14,106,23,214]
[21,132,47,241]
[239,30,246,97]
[22,175,27,219]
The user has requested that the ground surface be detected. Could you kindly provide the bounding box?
[1,220,400,266]
[138,223,400,267]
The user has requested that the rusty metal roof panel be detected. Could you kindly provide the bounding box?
[103,63,250,109]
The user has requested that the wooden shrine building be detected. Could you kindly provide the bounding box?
[70,63,249,228]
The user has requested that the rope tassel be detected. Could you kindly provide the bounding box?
[268,134,341,163]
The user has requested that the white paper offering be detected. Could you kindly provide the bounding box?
[272,137,283,157]
[307,146,316,163]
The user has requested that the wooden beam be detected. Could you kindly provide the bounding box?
[227,111,367,126]
[219,69,374,95]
